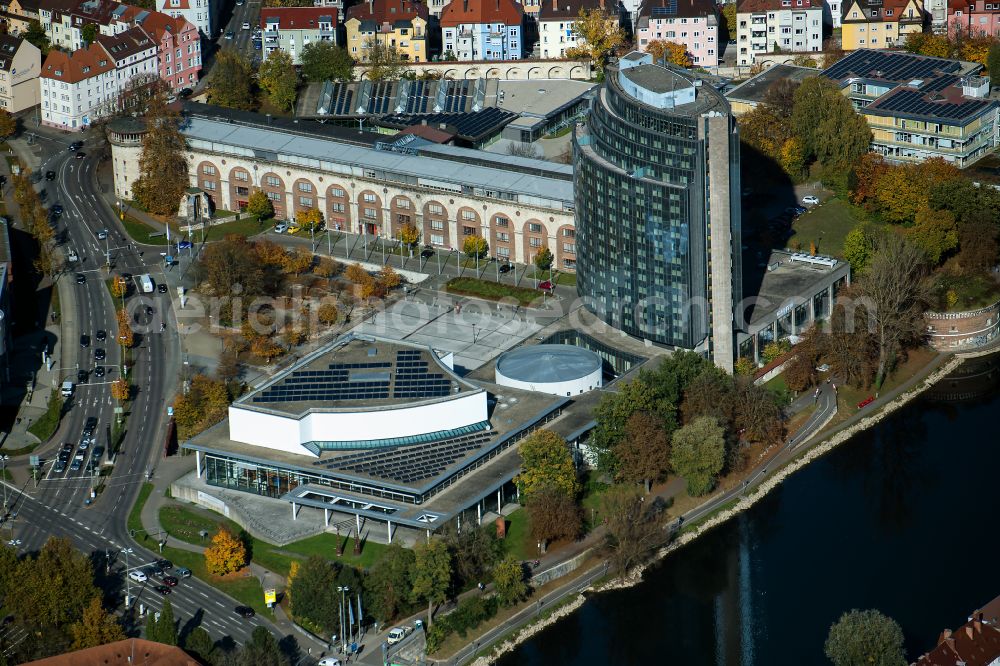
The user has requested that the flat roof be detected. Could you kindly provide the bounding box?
[235,334,477,416]
[496,344,602,384]
[863,82,996,124]
[822,49,977,86]
[725,64,819,105]
[616,63,728,117]
[180,114,574,208]
[496,78,597,120]
[745,250,850,330]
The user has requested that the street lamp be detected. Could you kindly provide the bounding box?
[122,547,134,608]
[1,455,8,510]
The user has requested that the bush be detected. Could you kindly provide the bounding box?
[425,595,500,653]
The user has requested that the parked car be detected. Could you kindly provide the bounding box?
[538,280,554,291]
[420,246,434,258]
[53,460,66,474]
[387,626,413,645]
[498,262,513,273]
[51,204,63,216]
[801,195,820,205]
[318,658,341,666]
[273,222,288,234]
[178,88,193,98]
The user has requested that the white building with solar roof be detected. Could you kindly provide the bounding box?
[183,333,570,540]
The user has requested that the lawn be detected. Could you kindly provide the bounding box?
[159,503,388,579]
[929,272,1000,312]
[128,482,154,537]
[580,471,610,531]
[201,216,265,242]
[501,508,535,561]
[122,215,169,246]
[26,390,62,444]
[787,197,861,259]
[446,277,546,306]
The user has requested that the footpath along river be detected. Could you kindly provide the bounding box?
[498,354,1000,666]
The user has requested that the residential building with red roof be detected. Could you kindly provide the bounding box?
[40,24,156,130]
[440,0,524,61]
[912,595,1000,666]
[345,0,429,64]
[537,0,618,59]
[636,0,720,67]
[260,6,337,64]
[141,11,200,89]
[23,638,202,665]
[946,0,1000,38]
[840,0,925,50]
[736,0,824,66]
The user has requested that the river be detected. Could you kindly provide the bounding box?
[498,355,1000,666]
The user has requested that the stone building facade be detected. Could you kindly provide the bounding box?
[924,300,1000,351]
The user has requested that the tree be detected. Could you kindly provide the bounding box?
[988,41,1000,77]
[110,276,128,299]
[903,31,952,58]
[281,325,307,348]
[411,539,452,626]
[25,20,49,54]
[182,626,215,663]
[240,625,287,666]
[791,77,871,177]
[567,7,624,72]
[398,222,420,247]
[131,95,188,216]
[508,142,540,159]
[281,247,313,275]
[600,485,668,577]
[444,525,503,588]
[11,537,99,631]
[670,416,726,496]
[533,246,553,271]
[363,37,407,81]
[850,152,890,208]
[110,379,130,402]
[259,49,298,112]
[526,485,582,553]
[733,379,783,446]
[174,375,231,439]
[860,233,929,387]
[827,285,880,389]
[300,40,354,82]
[317,303,339,326]
[247,189,275,221]
[515,430,578,501]
[297,207,324,232]
[150,598,177,646]
[345,263,369,284]
[646,40,692,68]
[734,356,755,376]
[367,544,415,622]
[0,110,15,139]
[70,596,125,650]
[959,33,993,69]
[956,217,1000,273]
[613,411,671,493]
[204,528,248,576]
[208,51,256,110]
[590,378,668,476]
[81,23,97,45]
[843,222,880,274]
[377,264,401,291]
[824,609,906,666]
[907,206,958,266]
[288,555,340,633]
[199,235,267,298]
[251,336,285,362]
[491,557,528,607]
[463,235,488,260]
[721,2,737,41]
[116,309,134,348]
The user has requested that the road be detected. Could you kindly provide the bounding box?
[5,131,285,648]
[219,0,262,65]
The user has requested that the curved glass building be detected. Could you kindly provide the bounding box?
[573,53,742,371]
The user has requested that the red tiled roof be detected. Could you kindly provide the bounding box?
[439,0,523,27]
[396,123,455,143]
[914,623,1000,666]
[346,0,426,23]
[260,6,338,29]
[842,0,923,22]
[738,0,822,12]
[538,0,608,21]
[40,41,114,84]
[95,25,155,63]
[23,638,201,666]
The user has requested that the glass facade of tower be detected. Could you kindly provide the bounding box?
[573,61,741,353]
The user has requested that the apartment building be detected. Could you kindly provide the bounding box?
[142,12,200,89]
[440,0,523,61]
[840,0,925,50]
[946,0,1000,37]
[0,35,40,112]
[538,0,616,59]
[40,25,156,129]
[736,0,823,66]
[0,0,42,34]
[156,0,216,39]
[345,0,429,63]
[823,49,997,166]
[636,0,720,68]
[829,0,842,26]
[260,7,336,64]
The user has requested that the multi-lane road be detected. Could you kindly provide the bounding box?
[3,132,281,647]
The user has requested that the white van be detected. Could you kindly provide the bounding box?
[136,274,154,294]
[387,626,413,645]
[60,381,73,397]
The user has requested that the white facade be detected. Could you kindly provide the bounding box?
[538,18,580,58]
[157,0,216,38]
[736,4,824,66]
[828,0,843,26]
[40,67,114,129]
[262,15,336,64]
[227,391,489,456]
[442,22,522,60]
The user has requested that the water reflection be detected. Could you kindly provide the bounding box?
[499,354,1000,666]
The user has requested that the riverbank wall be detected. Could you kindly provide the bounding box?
[479,352,969,663]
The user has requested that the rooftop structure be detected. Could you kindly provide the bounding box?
[912,593,1000,666]
[495,344,604,396]
[635,0,721,68]
[724,63,819,115]
[23,638,201,666]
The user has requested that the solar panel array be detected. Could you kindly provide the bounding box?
[380,107,518,140]
[404,80,431,114]
[252,361,393,404]
[444,80,472,113]
[869,87,994,121]
[823,49,961,84]
[323,82,354,116]
[651,0,678,15]
[393,350,453,399]
[314,429,496,484]
[368,81,394,115]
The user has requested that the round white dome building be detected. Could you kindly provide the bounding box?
[495,344,603,396]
